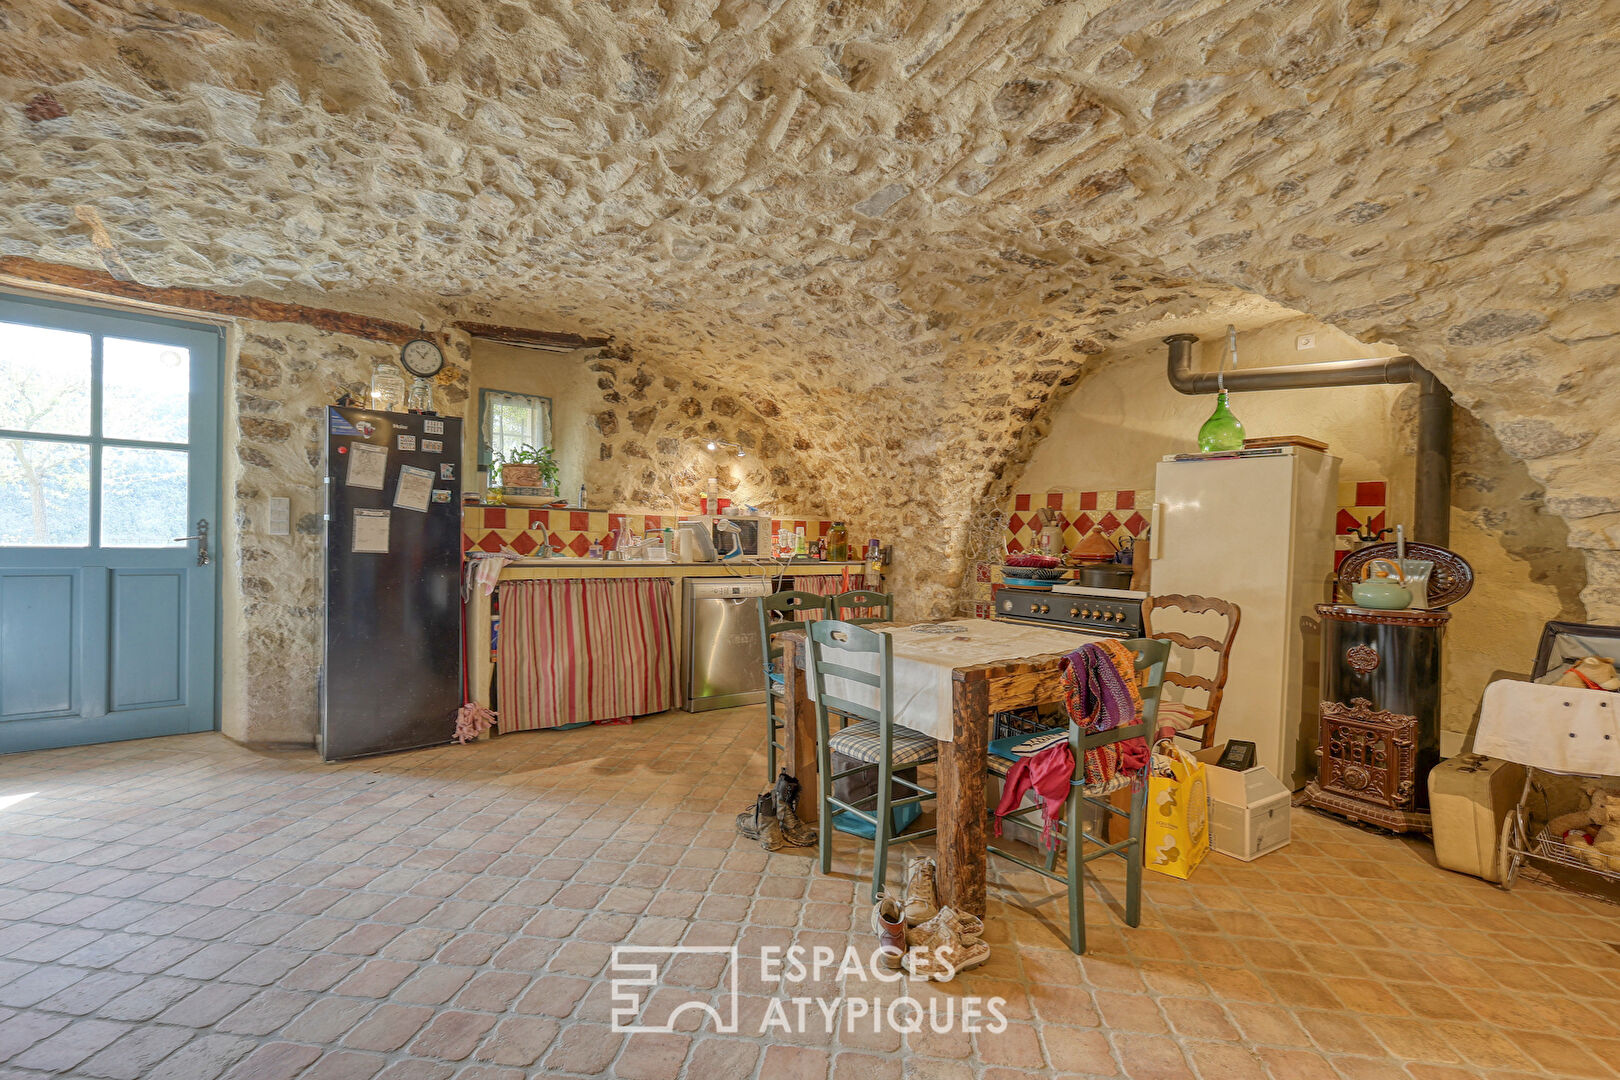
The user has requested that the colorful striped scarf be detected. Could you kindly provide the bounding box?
[1059,639,1150,787]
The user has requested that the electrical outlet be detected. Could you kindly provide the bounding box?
[1296,333,1316,350]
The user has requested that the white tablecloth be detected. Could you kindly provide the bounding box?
[805,620,1092,741]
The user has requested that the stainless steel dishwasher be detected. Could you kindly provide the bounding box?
[683,578,770,711]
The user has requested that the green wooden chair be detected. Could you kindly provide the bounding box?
[806,619,938,900]
[985,638,1170,954]
[757,590,832,782]
[829,589,893,626]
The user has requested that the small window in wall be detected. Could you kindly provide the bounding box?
[478,388,552,470]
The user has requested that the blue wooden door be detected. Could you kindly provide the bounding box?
[0,293,220,753]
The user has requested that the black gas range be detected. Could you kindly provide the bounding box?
[994,584,1147,638]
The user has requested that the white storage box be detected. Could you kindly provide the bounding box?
[1195,747,1293,861]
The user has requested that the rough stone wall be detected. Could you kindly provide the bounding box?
[222,322,470,744]
[3,1,1617,631]
[580,344,839,520]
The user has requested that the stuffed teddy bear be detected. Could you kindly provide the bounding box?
[1548,787,1620,870]
[1556,656,1620,691]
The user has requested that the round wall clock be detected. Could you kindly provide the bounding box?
[400,338,445,378]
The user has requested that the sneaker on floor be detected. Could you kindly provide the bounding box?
[870,891,906,969]
[901,907,990,981]
[902,855,939,926]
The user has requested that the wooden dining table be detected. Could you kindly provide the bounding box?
[776,618,1092,918]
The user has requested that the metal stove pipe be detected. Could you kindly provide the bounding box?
[1164,333,1452,545]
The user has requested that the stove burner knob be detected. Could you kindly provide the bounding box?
[1001,600,1012,612]
[1082,608,1093,618]
[1038,603,1050,614]
[1069,607,1080,618]
[1113,611,1125,622]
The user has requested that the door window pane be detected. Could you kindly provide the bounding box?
[0,321,92,436]
[0,438,90,546]
[103,338,190,443]
[101,447,187,547]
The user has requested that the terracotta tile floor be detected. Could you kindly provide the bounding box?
[0,708,1617,1079]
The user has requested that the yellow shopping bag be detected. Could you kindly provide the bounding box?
[1144,740,1209,879]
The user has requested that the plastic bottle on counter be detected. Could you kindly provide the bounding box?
[794,526,807,557]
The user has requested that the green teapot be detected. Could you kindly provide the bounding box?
[1352,558,1412,610]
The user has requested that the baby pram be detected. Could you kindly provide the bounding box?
[1474,620,1620,890]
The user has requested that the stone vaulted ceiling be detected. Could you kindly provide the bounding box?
[3,0,1619,616]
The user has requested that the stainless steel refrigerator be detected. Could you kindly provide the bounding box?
[321,406,463,760]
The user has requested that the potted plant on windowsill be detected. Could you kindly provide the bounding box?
[491,444,560,503]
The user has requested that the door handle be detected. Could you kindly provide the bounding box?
[173,518,210,566]
[1148,502,1165,560]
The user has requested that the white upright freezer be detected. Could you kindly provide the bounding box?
[1150,447,1340,788]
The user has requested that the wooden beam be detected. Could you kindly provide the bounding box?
[938,671,990,917]
[0,256,422,343]
[453,320,611,351]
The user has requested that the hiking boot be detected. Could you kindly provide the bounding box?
[736,793,786,852]
[902,855,939,926]
[773,770,818,847]
[871,891,906,969]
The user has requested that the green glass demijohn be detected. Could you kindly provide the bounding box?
[1198,389,1246,452]
[1197,324,1247,452]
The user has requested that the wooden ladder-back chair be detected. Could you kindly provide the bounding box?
[757,591,833,782]
[1141,594,1240,750]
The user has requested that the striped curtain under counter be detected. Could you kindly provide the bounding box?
[496,577,678,730]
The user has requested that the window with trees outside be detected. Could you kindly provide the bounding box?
[478,388,552,472]
[1,320,192,547]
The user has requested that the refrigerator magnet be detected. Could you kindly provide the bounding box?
[423,418,445,435]
[397,434,417,451]
[439,463,455,480]
[345,442,388,489]
[431,489,451,503]
[394,464,435,512]
[352,508,390,553]
[421,438,443,453]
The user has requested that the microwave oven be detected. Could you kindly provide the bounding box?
[702,514,772,557]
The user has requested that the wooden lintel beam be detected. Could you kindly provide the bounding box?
[452,320,611,350]
[0,256,423,343]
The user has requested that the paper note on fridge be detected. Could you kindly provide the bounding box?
[346,441,388,489]
[352,508,390,553]
[393,465,435,512]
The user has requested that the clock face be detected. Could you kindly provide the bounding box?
[400,338,444,378]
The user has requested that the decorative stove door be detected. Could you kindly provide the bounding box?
[1316,697,1420,811]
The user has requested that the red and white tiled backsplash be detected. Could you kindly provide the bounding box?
[462,506,837,558]
[963,479,1392,616]
[1004,490,1152,554]
[1335,480,1388,569]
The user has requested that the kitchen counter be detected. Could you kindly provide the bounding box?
[464,559,874,721]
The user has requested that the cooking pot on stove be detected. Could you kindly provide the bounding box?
[1077,563,1134,589]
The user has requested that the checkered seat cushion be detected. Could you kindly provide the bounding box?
[827,720,938,767]
[1158,701,1212,732]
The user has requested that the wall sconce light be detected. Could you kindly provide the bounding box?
[701,438,746,459]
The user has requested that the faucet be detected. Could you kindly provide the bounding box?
[532,520,551,558]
